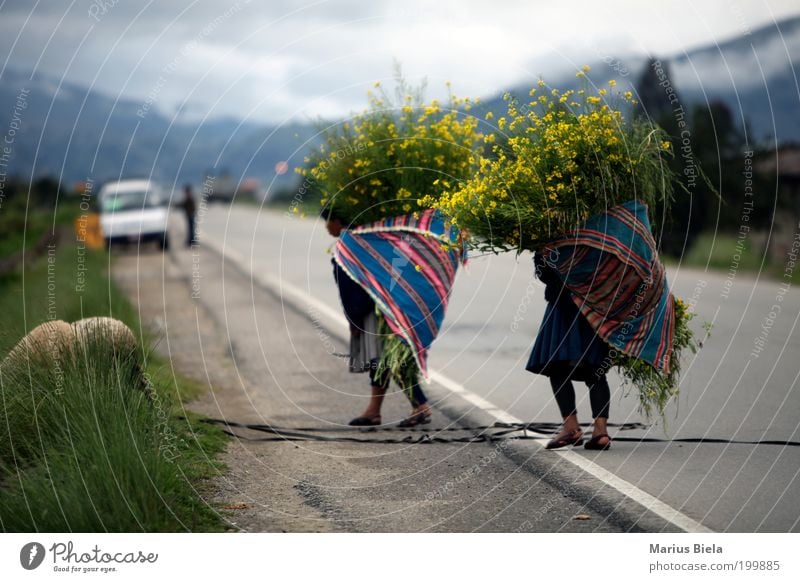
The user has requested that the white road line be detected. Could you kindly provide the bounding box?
[213,241,713,533]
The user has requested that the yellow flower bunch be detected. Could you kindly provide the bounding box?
[298,78,484,226]
[431,76,676,253]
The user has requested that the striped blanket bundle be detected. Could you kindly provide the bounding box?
[540,199,675,373]
[333,209,467,378]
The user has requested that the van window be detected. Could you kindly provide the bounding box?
[101,188,162,212]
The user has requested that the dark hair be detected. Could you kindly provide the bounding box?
[319,206,343,222]
[183,183,193,191]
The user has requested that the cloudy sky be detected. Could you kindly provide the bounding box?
[1,0,798,124]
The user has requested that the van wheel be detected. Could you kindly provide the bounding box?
[160,234,170,251]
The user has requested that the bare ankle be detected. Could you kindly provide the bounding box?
[563,415,580,433]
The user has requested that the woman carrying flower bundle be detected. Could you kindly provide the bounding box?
[301,75,482,427]
[324,207,467,427]
[323,208,431,427]
[432,69,706,438]
[527,199,678,449]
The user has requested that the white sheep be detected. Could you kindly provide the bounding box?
[2,317,150,395]
[1,320,74,371]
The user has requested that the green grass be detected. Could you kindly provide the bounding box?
[0,199,48,259]
[0,228,229,532]
[0,236,134,354]
[673,231,797,283]
[680,232,764,272]
[0,194,77,260]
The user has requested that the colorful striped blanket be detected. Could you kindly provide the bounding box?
[333,209,466,379]
[540,200,675,373]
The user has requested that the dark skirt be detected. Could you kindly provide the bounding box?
[526,295,609,382]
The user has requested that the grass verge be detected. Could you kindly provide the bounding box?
[668,231,796,283]
[0,228,229,532]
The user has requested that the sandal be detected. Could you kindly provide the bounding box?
[397,409,432,428]
[545,428,584,450]
[584,433,611,451]
[348,414,381,427]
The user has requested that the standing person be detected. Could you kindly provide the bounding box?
[182,184,197,247]
[526,252,612,450]
[324,209,432,427]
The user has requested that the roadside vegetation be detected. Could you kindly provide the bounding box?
[0,188,228,532]
[668,231,796,283]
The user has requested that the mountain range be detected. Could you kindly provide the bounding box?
[1,15,798,196]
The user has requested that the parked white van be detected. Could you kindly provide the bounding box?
[98,179,170,251]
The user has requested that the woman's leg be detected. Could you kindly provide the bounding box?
[587,375,611,445]
[550,368,580,435]
[407,383,428,409]
[397,374,432,427]
[550,368,577,418]
[360,360,389,418]
[360,384,387,418]
[394,361,429,413]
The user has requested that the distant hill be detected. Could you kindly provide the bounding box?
[1,15,798,190]
[671,15,800,144]
[481,15,800,146]
[0,68,318,196]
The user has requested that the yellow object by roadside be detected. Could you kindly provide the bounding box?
[75,212,104,249]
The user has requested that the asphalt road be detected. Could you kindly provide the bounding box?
[188,201,800,532]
